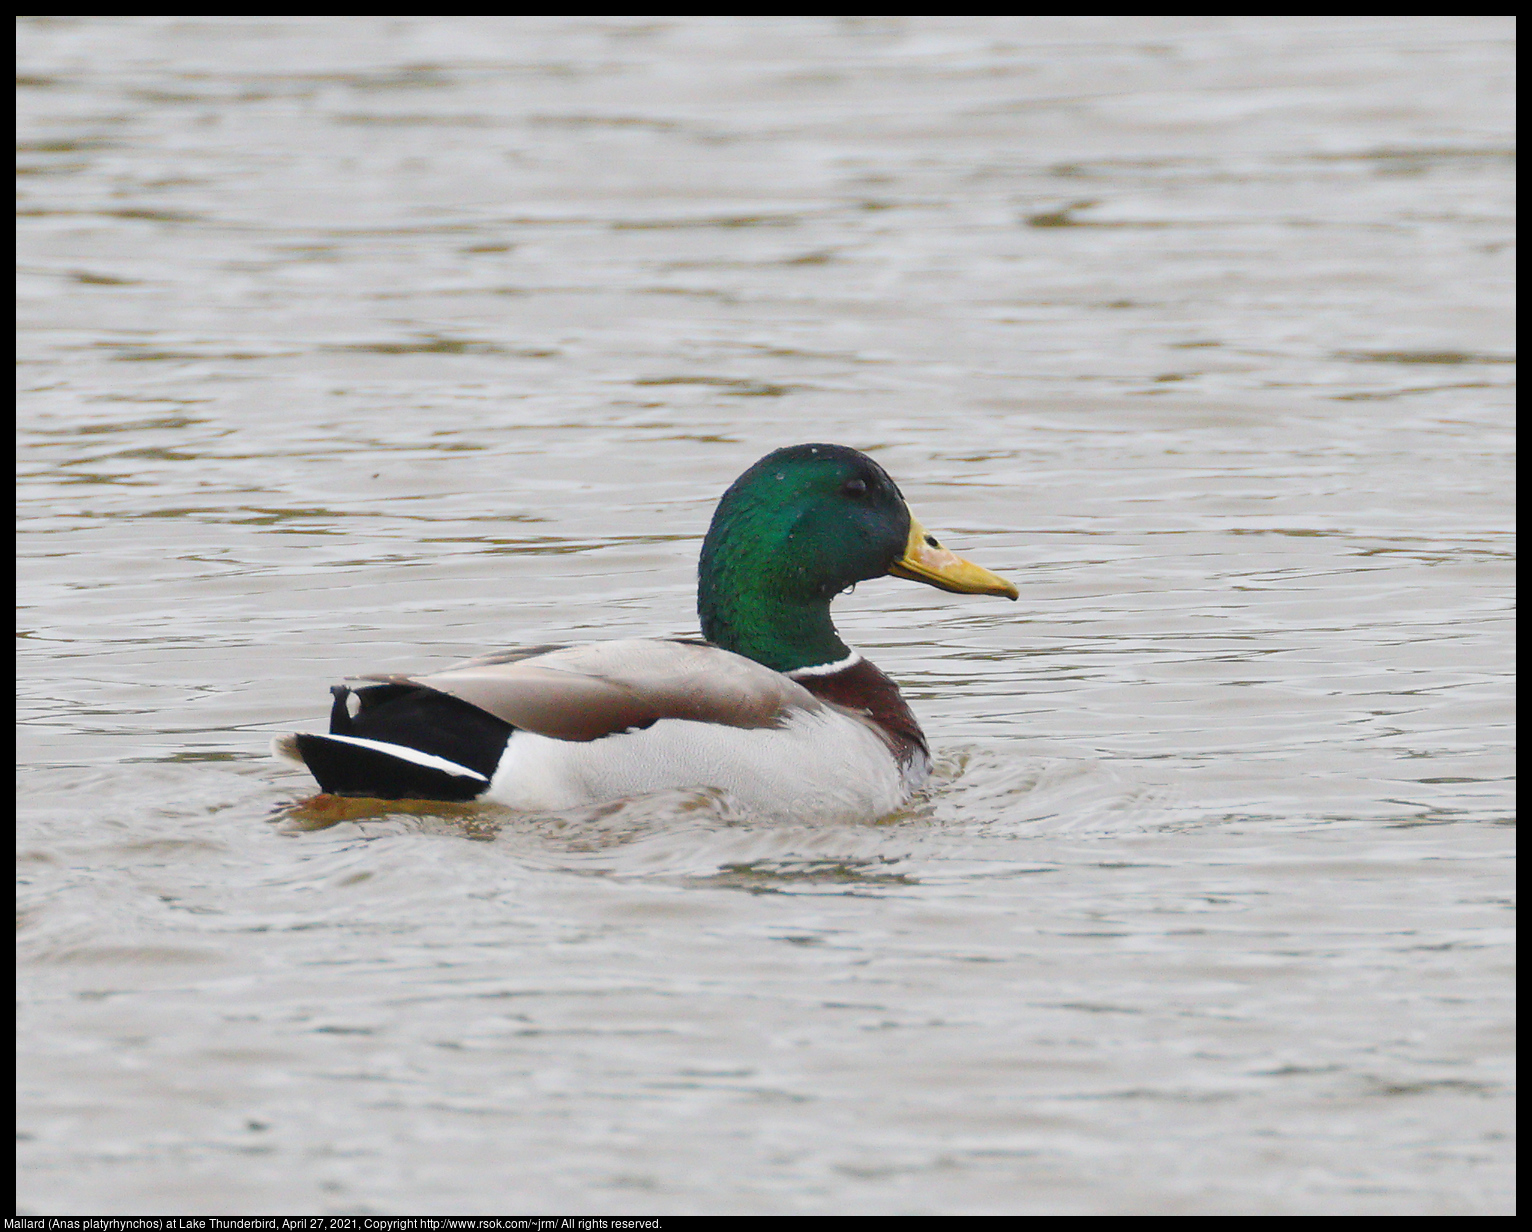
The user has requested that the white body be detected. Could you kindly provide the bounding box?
[487,706,923,822]
[276,638,931,823]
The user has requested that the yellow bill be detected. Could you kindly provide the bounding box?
[887,509,1018,599]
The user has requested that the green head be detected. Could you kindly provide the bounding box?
[698,443,1016,673]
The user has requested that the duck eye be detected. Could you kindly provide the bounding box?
[842,478,868,498]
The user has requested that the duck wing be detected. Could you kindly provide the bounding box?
[352,637,823,743]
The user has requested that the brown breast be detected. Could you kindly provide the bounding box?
[791,657,928,767]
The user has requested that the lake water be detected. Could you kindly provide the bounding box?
[16,15,1515,1216]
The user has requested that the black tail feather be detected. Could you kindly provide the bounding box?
[294,734,487,802]
[294,683,515,801]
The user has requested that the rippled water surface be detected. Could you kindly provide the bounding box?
[16,16,1514,1216]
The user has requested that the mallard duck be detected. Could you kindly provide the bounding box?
[274,443,1016,821]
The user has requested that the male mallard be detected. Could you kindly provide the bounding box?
[274,443,1016,821]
